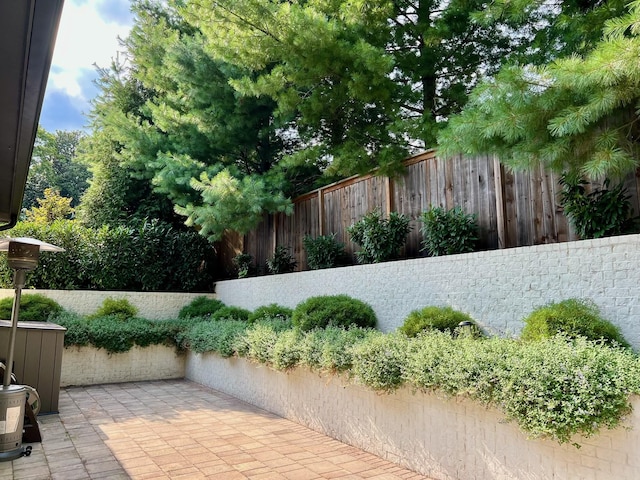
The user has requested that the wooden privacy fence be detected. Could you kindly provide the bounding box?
[218,150,640,275]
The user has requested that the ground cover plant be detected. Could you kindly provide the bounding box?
[89,297,138,321]
[54,297,640,446]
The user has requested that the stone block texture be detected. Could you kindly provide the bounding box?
[61,344,185,387]
[215,234,640,348]
[187,352,640,480]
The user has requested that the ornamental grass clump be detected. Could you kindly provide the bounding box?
[521,298,630,348]
[399,306,480,337]
[292,294,377,331]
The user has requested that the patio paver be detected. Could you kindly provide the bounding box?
[0,380,431,479]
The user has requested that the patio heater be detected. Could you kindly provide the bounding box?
[0,238,63,461]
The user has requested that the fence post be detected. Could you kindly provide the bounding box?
[385,176,394,215]
[318,188,325,236]
[493,155,507,249]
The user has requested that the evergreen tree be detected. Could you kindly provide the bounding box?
[438,1,640,179]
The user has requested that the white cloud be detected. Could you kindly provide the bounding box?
[48,0,132,101]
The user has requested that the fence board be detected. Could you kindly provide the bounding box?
[218,153,640,278]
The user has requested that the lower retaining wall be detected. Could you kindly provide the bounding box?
[61,344,185,387]
[0,290,215,320]
[186,352,640,480]
[215,234,640,349]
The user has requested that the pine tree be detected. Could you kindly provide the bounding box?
[438,1,640,179]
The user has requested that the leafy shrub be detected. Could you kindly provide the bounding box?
[178,297,225,319]
[0,294,63,322]
[399,306,479,337]
[303,234,346,270]
[347,210,411,264]
[52,311,90,347]
[53,312,182,353]
[238,322,280,364]
[521,299,630,348]
[233,253,253,278]
[299,327,367,373]
[420,206,478,256]
[248,304,293,323]
[292,295,377,331]
[0,219,216,291]
[211,306,252,322]
[266,246,297,274]
[350,332,409,392]
[90,297,138,321]
[560,173,639,239]
[272,329,304,370]
[496,335,640,443]
[177,320,247,356]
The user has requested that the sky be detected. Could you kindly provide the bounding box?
[39,0,134,132]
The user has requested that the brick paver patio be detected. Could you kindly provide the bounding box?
[0,380,430,479]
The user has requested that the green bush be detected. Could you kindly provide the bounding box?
[399,306,479,337]
[266,246,297,274]
[272,329,304,371]
[560,173,639,239]
[347,210,411,264]
[292,295,377,331]
[177,320,247,356]
[211,306,252,322]
[521,299,630,348]
[299,327,374,373]
[350,332,409,392]
[303,234,346,270]
[233,253,253,278]
[248,304,293,323]
[90,297,138,321]
[420,206,478,256]
[178,297,225,319]
[0,294,63,322]
[0,219,216,291]
[53,312,183,353]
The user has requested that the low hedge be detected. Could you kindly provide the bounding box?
[188,323,640,445]
[54,309,640,446]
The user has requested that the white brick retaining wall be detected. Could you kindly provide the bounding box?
[0,290,215,320]
[215,234,640,349]
[186,352,640,480]
[61,345,185,387]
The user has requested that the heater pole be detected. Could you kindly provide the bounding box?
[3,270,25,388]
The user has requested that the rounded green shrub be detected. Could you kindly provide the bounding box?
[211,306,252,322]
[178,297,225,319]
[521,298,630,348]
[399,306,479,337]
[292,295,377,331]
[0,294,63,322]
[90,297,138,321]
[248,304,293,323]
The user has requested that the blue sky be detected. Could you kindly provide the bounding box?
[39,0,133,132]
